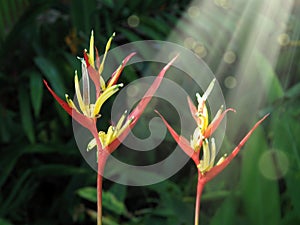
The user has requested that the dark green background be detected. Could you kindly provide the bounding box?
[0,0,299,224]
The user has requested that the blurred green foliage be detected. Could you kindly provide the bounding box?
[0,0,299,224]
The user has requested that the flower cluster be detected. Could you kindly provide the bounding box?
[44,31,178,155]
[157,79,268,182]
[44,31,268,225]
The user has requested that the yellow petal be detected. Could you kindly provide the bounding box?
[65,94,80,113]
[74,71,86,115]
[93,83,123,117]
[98,131,106,147]
[87,131,107,151]
[196,79,216,114]
[100,76,106,91]
[202,78,216,101]
[105,126,114,146]
[98,32,115,75]
[208,138,216,169]
[89,30,94,68]
[202,139,210,170]
[202,104,209,131]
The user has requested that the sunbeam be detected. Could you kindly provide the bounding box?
[163,0,295,138]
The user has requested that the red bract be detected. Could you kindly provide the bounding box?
[155,78,269,225]
[156,110,269,181]
[44,29,180,225]
[87,54,179,154]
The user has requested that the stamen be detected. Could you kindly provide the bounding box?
[117,115,134,136]
[208,138,216,169]
[115,110,128,132]
[202,139,210,170]
[87,138,97,151]
[105,126,114,146]
[216,153,228,165]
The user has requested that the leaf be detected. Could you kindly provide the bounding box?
[117,27,141,42]
[35,164,88,177]
[70,0,97,34]
[285,82,300,98]
[0,218,13,225]
[138,24,163,40]
[29,70,43,117]
[102,0,113,8]
[0,170,32,215]
[102,191,127,215]
[270,109,300,218]
[0,144,23,188]
[210,197,237,225]
[102,216,119,225]
[18,85,35,143]
[109,184,127,202]
[240,127,280,225]
[77,187,97,203]
[34,57,65,96]
[77,187,127,215]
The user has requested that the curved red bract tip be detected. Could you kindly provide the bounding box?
[43,79,94,129]
[203,113,270,183]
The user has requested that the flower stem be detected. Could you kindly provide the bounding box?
[96,148,109,225]
[194,172,205,225]
[92,121,108,225]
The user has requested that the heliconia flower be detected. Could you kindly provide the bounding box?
[156,79,269,225]
[155,78,269,182]
[44,31,135,135]
[86,54,179,155]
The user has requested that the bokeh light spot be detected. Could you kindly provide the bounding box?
[194,43,207,58]
[188,6,200,18]
[277,33,290,46]
[184,37,196,49]
[223,50,236,64]
[259,149,289,180]
[224,76,237,89]
[214,0,231,9]
[128,15,140,28]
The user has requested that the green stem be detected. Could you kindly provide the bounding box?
[194,172,205,225]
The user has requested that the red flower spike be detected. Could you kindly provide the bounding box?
[107,52,137,88]
[203,113,270,183]
[83,50,90,67]
[129,54,179,120]
[43,80,94,129]
[155,110,199,164]
[88,65,102,97]
[187,96,201,125]
[95,47,100,69]
[203,108,236,138]
[97,55,179,155]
